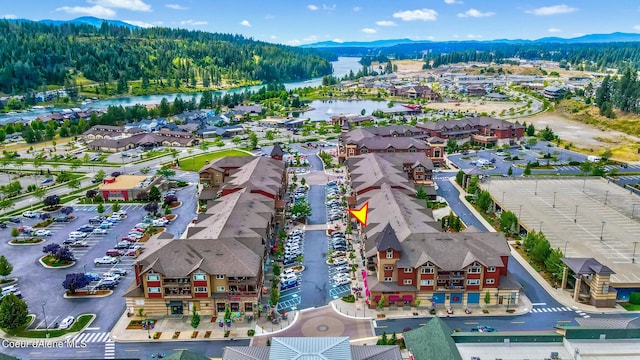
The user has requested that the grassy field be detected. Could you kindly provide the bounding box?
[179,149,251,171]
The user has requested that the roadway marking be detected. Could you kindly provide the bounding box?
[531,302,547,306]
[464,322,479,325]
[377,325,388,328]
[125,349,139,352]
[86,327,100,330]
[511,321,525,324]
[557,320,572,323]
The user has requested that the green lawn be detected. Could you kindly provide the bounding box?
[620,303,640,311]
[179,150,251,171]
[5,314,94,338]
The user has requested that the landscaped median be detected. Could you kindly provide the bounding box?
[1,314,95,340]
[178,149,251,172]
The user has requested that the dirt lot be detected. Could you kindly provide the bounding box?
[525,112,640,162]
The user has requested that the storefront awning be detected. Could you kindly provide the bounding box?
[169,301,183,306]
[374,296,381,302]
[388,295,400,302]
[402,295,413,301]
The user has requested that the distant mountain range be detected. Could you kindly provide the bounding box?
[5,16,139,29]
[304,32,640,48]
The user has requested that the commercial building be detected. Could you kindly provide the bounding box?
[98,175,162,201]
[125,155,286,317]
[417,117,525,147]
[84,125,198,152]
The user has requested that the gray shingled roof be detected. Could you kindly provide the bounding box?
[403,317,462,360]
[562,258,616,275]
[417,116,524,132]
[268,337,352,360]
[270,143,284,157]
[376,223,402,251]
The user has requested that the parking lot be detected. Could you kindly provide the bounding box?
[0,183,197,332]
[483,177,640,289]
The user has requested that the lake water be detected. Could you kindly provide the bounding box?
[0,57,364,124]
[294,99,387,121]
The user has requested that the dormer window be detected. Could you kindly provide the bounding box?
[467,261,482,274]
[386,249,394,259]
[193,270,206,281]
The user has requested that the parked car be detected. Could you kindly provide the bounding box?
[77,225,95,233]
[96,279,117,290]
[58,316,75,329]
[55,216,69,222]
[88,218,103,225]
[334,277,350,286]
[331,257,348,266]
[93,228,108,235]
[8,217,21,224]
[68,231,88,239]
[114,242,132,250]
[333,273,350,282]
[0,222,6,229]
[63,238,75,245]
[111,268,128,276]
[94,256,119,265]
[282,257,296,265]
[34,229,52,237]
[69,240,89,248]
[85,273,101,281]
[280,279,298,291]
[106,249,125,257]
[22,211,40,218]
[41,178,53,185]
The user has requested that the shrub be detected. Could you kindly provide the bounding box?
[247,329,255,336]
[341,294,356,303]
[630,292,640,305]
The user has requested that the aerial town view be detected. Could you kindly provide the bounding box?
[2,1,640,359]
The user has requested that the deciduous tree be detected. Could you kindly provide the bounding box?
[62,273,90,294]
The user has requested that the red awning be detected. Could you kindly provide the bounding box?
[402,295,413,301]
[388,295,400,302]
[374,296,381,302]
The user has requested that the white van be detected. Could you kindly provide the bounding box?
[587,155,601,162]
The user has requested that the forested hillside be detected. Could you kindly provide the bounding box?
[0,20,333,94]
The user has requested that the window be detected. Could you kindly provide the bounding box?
[384,265,393,271]
[386,249,393,259]
[485,279,495,285]
[421,266,434,274]
[420,280,434,286]
[467,267,481,274]
[487,266,496,273]
[147,287,161,293]
[146,274,159,281]
[384,277,393,282]
[360,149,368,154]
[215,275,225,279]
[403,279,413,285]
[194,287,208,293]
[404,268,413,273]
[467,279,480,285]
[193,271,206,281]
[216,286,226,291]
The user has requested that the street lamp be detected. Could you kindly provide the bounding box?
[539,221,543,233]
[632,204,637,219]
[574,205,579,223]
[534,180,538,196]
[518,204,522,219]
[552,192,557,208]
[564,241,569,257]
[41,302,48,336]
[600,221,606,241]
[633,241,638,264]
[502,191,506,206]
[604,190,609,206]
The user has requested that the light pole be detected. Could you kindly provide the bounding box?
[632,204,637,219]
[633,241,639,264]
[583,178,586,193]
[600,221,605,241]
[539,221,543,233]
[574,205,578,223]
[534,180,538,196]
[604,190,609,206]
[41,302,49,336]
[518,204,522,219]
[552,192,557,208]
[564,241,569,257]
[502,191,506,206]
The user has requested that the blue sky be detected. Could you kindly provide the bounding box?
[2,0,640,45]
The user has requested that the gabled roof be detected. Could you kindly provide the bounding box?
[270,143,284,157]
[376,223,402,251]
[562,258,616,275]
[403,317,462,360]
[198,155,254,173]
[163,350,211,360]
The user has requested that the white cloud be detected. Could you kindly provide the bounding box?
[56,5,116,18]
[393,9,438,22]
[333,38,344,43]
[1,14,17,19]
[353,6,361,12]
[633,25,640,32]
[467,34,482,39]
[166,4,188,10]
[322,4,336,11]
[444,0,462,4]
[526,4,577,16]
[180,19,208,26]
[240,20,251,27]
[376,20,396,26]
[270,35,278,39]
[458,9,495,18]
[88,0,151,12]
[303,35,318,42]
[285,39,302,46]
[361,28,376,34]
[123,19,153,27]
[307,4,318,11]
[548,28,562,33]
